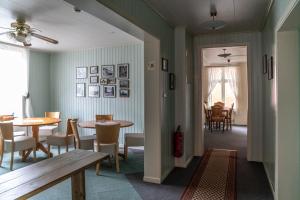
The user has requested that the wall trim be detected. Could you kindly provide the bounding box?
[175,156,193,168]
[143,176,161,184]
[275,0,300,32]
[263,163,275,198]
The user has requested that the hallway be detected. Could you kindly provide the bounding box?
[205,126,273,199]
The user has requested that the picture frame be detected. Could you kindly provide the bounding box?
[117,63,129,79]
[88,85,100,97]
[90,66,99,74]
[100,78,107,85]
[119,79,129,88]
[268,56,274,80]
[263,54,268,74]
[107,78,116,85]
[169,73,175,90]
[103,85,116,98]
[162,58,168,72]
[101,65,115,78]
[120,89,130,98]
[90,76,99,84]
[76,83,85,97]
[76,67,88,79]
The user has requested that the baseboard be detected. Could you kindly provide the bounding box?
[175,156,193,168]
[263,163,275,198]
[143,176,161,184]
[161,166,173,182]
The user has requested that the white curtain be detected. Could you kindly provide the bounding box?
[207,67,222,98]
[0,43,28,117]
[225,67,238,98]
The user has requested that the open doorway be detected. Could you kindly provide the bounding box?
[201,46,248,157]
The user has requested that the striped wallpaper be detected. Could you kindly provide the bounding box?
[49,43,144,144]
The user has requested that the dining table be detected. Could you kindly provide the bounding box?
[13,117,61,159]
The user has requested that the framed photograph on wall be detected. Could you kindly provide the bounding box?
[268,56,274,80]
[263,54,268,74]
[119,79,129,88]
[76,67,88,79]
[90,76,99,84]
[90,66,99,74]
[162,58,168,72]
[88,85,100,97]
[100,78,107,85]
[76,83,85,97]
[107,78,116,85]
[120,89,129,97]
[169,73,175,90]
[103,85,116,98]
[117,63,129,79]
[101,65,115,78]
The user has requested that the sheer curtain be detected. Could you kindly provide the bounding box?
[225,67,238,98]
[207,67,222,98]
[0,43,28,117]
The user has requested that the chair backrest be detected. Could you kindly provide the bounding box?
[66,118,78,136]
[70,119,80,149]
[45,112,60,126]
[228,103,235,117]
[0,122,14,140]
[214,101,225,107]
[95,114,113,121]
[211,105,223,117]
[95,122,120,145]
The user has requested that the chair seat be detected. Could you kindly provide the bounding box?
[5,136,35,152]
[211,116,225,121]
[125,133,144,147]
[13,131,26,137]
[78,135,96,150]
[39,125,58,131]
[47,134,74,146]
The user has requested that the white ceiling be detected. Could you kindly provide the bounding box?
[0,0,142,52]
[202,46,247,67]
[144,0,271,34]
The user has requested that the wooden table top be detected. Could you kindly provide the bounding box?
[12,117,61,126]
[78,120,134,128]
[0,150,108,199]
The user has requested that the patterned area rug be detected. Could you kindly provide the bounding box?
[181,149,237,200]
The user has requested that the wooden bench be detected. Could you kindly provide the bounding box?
[0,150,108,200]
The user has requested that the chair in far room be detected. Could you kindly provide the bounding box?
[70,119,95,150]
[124,133,144,159]
[96,114,113,121]
[39,112,60,141]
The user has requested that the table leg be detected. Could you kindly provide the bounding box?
[71,170,86,200]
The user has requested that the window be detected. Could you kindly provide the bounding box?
[0,44,28,117]
[207,67,237,109]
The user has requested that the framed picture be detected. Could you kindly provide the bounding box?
[162,58,168,72]
[263,54,268,74]
[120,89,129,97]
[90,76,99,84]
[169,73,175,90]
[88,85,100,97]
[107,78,116,85]
[117,63,129,79]
[103,85,116,98]
[101,65,115,78]
[119,79,129,88]
[100,78,107,85]
[76,83,85,97]
[76,67,88,79]
[90,66,99,74]
[268,56,274,80]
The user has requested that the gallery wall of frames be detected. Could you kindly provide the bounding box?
[76,63,130,98]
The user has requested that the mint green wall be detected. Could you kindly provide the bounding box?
[28,51,50,117]
[96,0,175,178]
[49,44,144,144]
[262,0,298,191]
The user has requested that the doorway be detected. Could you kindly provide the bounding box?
[201,46,248,156]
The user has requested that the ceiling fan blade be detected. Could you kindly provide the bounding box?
[0,31,13,36]
[0,27,14,30]
[23,42,32,47]
[31,32,58,44]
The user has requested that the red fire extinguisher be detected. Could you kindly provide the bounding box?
[174,126,183,157]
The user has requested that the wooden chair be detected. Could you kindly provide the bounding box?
[95,122,120,174]
[95,114,113,121]
[226,103,234,130]
[47,118,76,157]
[70,120,95,150]
[214,101,225,107]
[124,133,144,159]
[0,122,36,170]
[203,103,211,129]
[210,105,226,132]
[39,112,60,141]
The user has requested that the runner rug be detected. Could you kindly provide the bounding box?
[181,149,237,200]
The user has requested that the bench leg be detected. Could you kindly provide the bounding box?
[71,170,85,200]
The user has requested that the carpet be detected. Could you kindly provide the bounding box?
[181,149,237,200]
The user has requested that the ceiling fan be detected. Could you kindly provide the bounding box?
[0,19,58,47]
[218,49,232,58]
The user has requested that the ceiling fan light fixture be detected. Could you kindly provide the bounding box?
[218,49,232,58]
[202,9,226,30]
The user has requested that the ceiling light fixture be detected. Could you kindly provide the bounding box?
[218,49,231,58]
[202,11,226,30]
